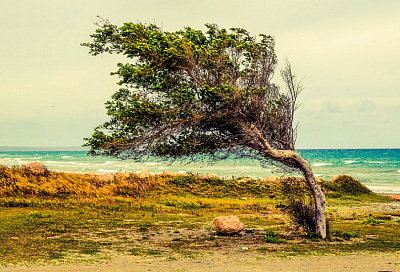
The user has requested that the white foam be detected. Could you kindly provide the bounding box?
[105,161,116,164]
[98,169,119,173]
[45,161,77,165]
[312,163,332,167]
[397,170,400,174]
[61,156,71,159]
[146,162,161,166]
[366,161,385,164]
[345,160,357,164]
[15,160,28,164]
[78,163,91,166]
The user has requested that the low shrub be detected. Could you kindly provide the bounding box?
[279,177,317,234]
[333,175,372,195]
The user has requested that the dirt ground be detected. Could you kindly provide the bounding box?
[1,252,399,272]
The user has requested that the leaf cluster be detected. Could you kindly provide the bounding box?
[82,18,301,166]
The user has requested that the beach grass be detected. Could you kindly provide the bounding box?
[1,165,399,266]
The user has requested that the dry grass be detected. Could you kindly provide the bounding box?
[1,165,399,266]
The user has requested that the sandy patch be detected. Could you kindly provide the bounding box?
[1,252,399,272]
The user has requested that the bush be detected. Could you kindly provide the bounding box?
[333,175,371,195]
[279,177,317,234]
[263,230,285,244]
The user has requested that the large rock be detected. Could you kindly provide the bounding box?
[138,168,150,178]
[25,162,47,175]
[212,215,245,235]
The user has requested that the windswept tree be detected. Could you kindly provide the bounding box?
[82,18,327,238]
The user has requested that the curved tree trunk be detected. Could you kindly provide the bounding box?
[296,156,327,238]
[249,125,327,238]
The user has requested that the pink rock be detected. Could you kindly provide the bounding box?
[25,162,47,175]
[212,215,245,235]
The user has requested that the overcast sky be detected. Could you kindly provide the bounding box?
[1,0,399,149]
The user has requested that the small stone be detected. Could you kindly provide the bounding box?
[266,175,279,182]
[114,172,130,179]
[316,177,324,183]
[204,174,219,179]
[139,168,150,178]
[161,170,175,176]
[87,172,97,178]
[330,175,339,182]
[238,178,251,183]
[242,247,249,251]
[98,173,113,181]
[212,215,245,235]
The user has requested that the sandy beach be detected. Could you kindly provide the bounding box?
[1,252,399,272]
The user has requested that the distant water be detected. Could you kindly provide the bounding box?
[0,149,399,194]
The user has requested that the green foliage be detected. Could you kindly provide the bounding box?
[82,17,299,164]
[332,175,372,195]
[363,216,385,225]
[263,230,285,243]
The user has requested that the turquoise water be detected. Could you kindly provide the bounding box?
[0,149,399,194]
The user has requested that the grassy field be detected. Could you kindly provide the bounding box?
[1,164,400,266]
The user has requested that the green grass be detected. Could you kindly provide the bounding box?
[0,165,399,265]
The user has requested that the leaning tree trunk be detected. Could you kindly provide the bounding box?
[250,125,327,238]
[296,156,327,238]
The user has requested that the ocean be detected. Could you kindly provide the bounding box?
[0,149,399,194]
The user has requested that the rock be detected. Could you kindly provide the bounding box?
[330,175,339,182]
[139,168,150,178]
[204,174,219,179]
[114,172,130,179]
[238,178,251,183]
[25,162,47,175]
[87,172,97,178]
[98,173,113,182]
[161,170,176,176]
[316,177,324,183]
[386,195,400,201]
[266,176,279,182]
[212,215,245,235]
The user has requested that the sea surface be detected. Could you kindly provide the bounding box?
[0,149,399,194]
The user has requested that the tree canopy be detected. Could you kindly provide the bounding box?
[82,18,327,238]
[82,18,301,168]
